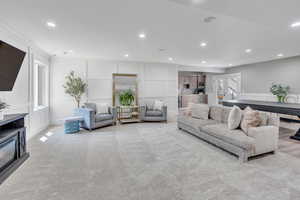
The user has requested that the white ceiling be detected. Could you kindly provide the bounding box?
[1,0,300,68]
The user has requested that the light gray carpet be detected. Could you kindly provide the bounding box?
[1,122,300,200]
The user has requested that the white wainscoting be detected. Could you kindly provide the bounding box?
[50,58,223,124]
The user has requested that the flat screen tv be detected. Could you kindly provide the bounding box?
[0,40,26,91]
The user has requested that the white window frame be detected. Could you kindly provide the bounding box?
[33,60,49,111]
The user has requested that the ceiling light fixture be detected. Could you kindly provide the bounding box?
[138,33,146,39]
[63,50,73,55]
[124,54,129,58]
[201,61,207,64]
[46,21,56,28]
[245,49,252,53]
[291,22,300,28]
[229,64,233,67]
[277,53,284,57]
[200,42,207,47]
[168,57,173,61]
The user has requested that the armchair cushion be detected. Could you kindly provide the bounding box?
[95,113,113,122]
[146,110,163,117]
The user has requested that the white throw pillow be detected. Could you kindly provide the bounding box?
[227,106,242,130]
[96,103,109,114]
[191,104,210,120]
[153,100,164,111]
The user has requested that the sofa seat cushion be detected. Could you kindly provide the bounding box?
[201,124,255,151]
[95,113,113,122]
[178,115,219,130]
[146,110,163,117]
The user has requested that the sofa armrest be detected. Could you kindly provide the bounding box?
[247,126,279,155]
[74,108,95,130]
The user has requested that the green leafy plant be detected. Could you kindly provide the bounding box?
[119,89,135,106]
[63,71,86,108]
[0,99,9,111]
[270,83,290,103]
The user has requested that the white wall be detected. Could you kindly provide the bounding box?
[0,21,51,140]
[50,57,224,124]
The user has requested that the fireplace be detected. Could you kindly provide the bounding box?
[0,114,29,184]
[0,135,18,171]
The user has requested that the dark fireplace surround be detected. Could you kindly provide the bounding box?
[0,114,29,184]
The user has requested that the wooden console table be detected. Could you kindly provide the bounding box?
[222,100,300,141]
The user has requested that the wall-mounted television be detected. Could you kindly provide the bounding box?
[0,40,26,91]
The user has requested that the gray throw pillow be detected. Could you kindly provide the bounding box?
[227,106,242,130]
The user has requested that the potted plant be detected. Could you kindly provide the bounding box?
[0,100,9,120]
[270,83,290,103]
[63,71,87,108]
[119,89,135,106]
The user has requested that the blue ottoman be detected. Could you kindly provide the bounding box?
[63,116,84,134]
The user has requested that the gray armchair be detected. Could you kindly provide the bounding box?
[74,103,117,131]
[140,102,167,122]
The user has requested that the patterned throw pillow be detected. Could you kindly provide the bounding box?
[241,107,262,134]
[153,100,164,111]
[227,106,242,130]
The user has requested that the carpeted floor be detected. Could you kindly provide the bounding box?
[1,122,300,200]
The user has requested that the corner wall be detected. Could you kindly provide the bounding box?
[0,21,51,140]
[50,57,224,124]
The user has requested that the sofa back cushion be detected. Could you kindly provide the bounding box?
[228,106,243,130]
[209,105,223,122]
[191,104,210,120]
[222,106,232,123]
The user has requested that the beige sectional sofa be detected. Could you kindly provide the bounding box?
[177,104,280,162]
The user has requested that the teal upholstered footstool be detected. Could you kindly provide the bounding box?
[63,116,84,134]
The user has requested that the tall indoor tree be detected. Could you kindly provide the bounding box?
[63,71,87,108]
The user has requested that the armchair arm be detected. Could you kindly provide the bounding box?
[140,106,146,120]
[162,106,167,120]
[247,126,279,154]
[110,107,117,122]
[74,108,95,130]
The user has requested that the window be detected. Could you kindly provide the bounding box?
[34,61,48,109]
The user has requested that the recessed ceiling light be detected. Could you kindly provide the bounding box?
[200,42,207,47]
[63,50,73,55]
[168,57,173,61]
[138,33,146,39]
[201,61,207,64]
[46,21,56,28]
[245,49,252,53]
[291,22,300,28]
[203,16,217,23]
[277,53,284,57]
[124,54,129,58]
